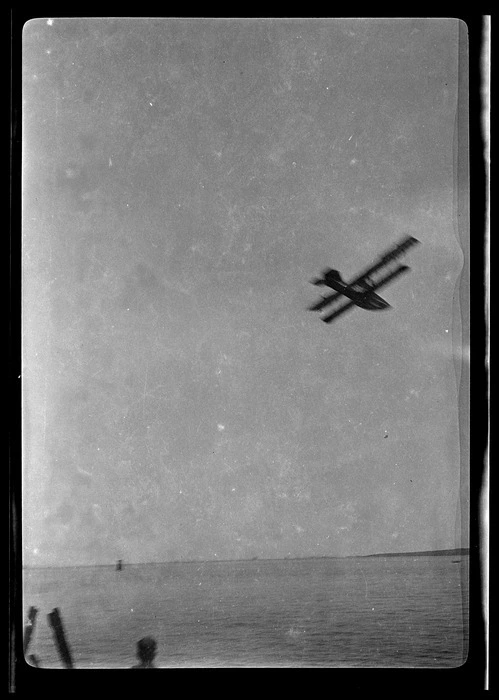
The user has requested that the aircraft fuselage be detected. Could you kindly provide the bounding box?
[323,277,389,310]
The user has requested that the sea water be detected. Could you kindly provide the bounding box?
[22,555,468,668]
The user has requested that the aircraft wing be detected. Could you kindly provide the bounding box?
[381,234,420,260]
[321,300,357,324]
[347,235,419,287]
[369,263,411,291]
[308,290,342,311]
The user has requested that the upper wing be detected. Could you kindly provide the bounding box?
[369,263,411,291]
[382,235,420,259]
[321,300,357,324]
[347,235,419,287]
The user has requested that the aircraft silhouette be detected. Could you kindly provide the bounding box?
[308,235,420,324]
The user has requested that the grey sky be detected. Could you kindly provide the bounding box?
[22,17,468,566]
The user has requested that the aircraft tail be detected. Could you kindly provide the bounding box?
[324,269,344,285]
[310,268,335,285]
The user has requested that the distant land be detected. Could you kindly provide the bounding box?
[23,548,470,569]
[361,548,469,558]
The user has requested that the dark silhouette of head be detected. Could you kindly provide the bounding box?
[135,636,157,667]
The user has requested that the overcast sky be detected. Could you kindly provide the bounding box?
[22,17,469,567]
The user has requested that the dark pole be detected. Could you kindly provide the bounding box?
[23,606,38,656]
[47,608,74,669]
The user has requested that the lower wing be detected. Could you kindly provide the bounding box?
[308,290,342,311]
[321,300,356,323]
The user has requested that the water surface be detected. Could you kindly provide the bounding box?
[23,555,468,668]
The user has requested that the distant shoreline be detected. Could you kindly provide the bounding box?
[360,547,469,559]
[22,548,469,570]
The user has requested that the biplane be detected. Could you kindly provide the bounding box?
[308,235,420,324]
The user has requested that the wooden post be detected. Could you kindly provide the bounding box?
[23,606,38,656]
[47,608,74,669]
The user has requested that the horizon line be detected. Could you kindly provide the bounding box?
[23,546,469,570]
